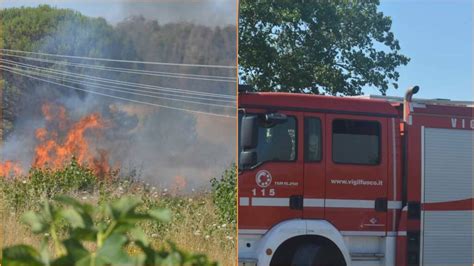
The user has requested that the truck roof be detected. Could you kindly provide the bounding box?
[239,92,400,117]
[239,92,473,118]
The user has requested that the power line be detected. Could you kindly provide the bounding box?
[0,60,235,104]
[0,48,236,69]
[0,52,236,82]
[0,66,235,119]
[0,58,235,100]
[1,65,235,108]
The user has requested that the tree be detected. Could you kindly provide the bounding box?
[0,5,139,138]
[239,0,410,95]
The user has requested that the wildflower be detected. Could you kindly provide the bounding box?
[22,180,27,184]
[205,235,210,240]
[82,196,87,200]
[151,233,158,238]
[188,198,193,202]
[44,233,50,237]
[222,224,227,228]
[226,236,233,240]
[163,188,168,192]
[193,230,201,236]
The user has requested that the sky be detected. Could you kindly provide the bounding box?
[1,0,472,101]
[363,0,473,101]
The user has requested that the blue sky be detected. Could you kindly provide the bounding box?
[363,0,473,101]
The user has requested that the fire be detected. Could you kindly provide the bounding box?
[172,175,187,193]
[0,103,113,178]
[32,103,111,176]
[0,160,22,177]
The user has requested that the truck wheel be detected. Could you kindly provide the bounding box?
[290,243,322,266]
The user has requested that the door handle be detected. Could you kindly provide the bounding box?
[289,195,303,210]
[374,198,388,212]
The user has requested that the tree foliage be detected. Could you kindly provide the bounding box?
[239,0,409,95]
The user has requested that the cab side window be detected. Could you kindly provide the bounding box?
[304,117,322,162]
[332,119,380,165]
[256,117,296,162]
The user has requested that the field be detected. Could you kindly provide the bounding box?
[0,161,236,265]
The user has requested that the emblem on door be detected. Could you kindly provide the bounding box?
[256,170,272,188]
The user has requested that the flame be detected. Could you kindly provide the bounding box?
[0,160,22,177]
[172,175,187,193]
[32,103,110,176]
[0,103,113,178]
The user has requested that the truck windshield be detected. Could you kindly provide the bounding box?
[239,113,296,168]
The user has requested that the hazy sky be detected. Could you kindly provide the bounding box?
[0,0,237,26]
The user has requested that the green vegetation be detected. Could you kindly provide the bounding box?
[3,196,216,266]
[239,0,409,95]
[0,161,237,265]
[210,165,236,226]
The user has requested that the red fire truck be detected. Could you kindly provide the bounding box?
[238,86,473,266]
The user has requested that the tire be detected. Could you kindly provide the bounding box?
[290,243,322,266]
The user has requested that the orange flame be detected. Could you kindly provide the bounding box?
[0,103,115,178]
[32,103,110,176]
[0,160,22,177]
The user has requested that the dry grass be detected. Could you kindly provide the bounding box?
[0,185,236,265]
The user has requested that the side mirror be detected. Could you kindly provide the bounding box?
[240,151,257,169]
[241,115,258,149]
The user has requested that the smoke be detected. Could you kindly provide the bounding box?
[0,7,236,190]
[113,0,237,27]
[1,0,237,27]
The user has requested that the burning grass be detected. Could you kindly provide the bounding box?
[0,103,112,178]
[0,161,236,265]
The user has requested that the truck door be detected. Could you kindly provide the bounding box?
[325,114,389,235]
[238,110,304,230]
[303,114,326,219]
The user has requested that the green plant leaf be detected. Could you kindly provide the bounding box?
[110,196,142,220]
[148,209,171,223]
[52,238,89,265]
[22,211,49,233]
[96,234,134,265]
[3,245,44,266]
[60,208,85,228]
[130,227,149,247]
[70,228,97,242]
